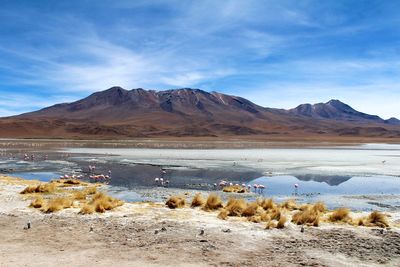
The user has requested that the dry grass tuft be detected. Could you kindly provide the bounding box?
[217,209,229,220]
[222,185,246,193]
[277,215,287,229]
[21,183,56,194]
[328,208,351,223]
[242,202,260,217]
[73,190,87,200]
[257,198,276,211]
[292,208,320,226]
[85,186,97,195]
[266,220,277,229]
[202,193,223,211]
[79,204,95,215]
[268,207,282,220]
[359,211,389,228]
[191,193,205,208]
[280,199,300,211]
[225,198,247,216]
[248,215,262,223]
[90,192,124,212]
[44,197,73,213]
[30,195,45,208]
[312,202,327,213]
[165,196,186,209]
[62,179,81,185]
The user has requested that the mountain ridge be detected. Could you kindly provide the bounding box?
[1,86,399,139]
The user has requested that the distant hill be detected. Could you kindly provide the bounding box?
[288,99,395,124]
[0,86,399,140]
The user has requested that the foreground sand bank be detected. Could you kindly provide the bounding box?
[1,175,400,267]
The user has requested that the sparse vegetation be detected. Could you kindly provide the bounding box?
[45,197,73,213]
[280,199,299,211]
[166,196,186,209]
[90,192,124,212]
[277,215,287,229]
[292,207,321,226]
[257,198,276,211]
[21,183,56,194]
[217,209,229,220]
[312,202,327,213]
[73,190,88,200]
[30,195,44,208]
[242,202,260,217]
[225,198,247,216]
[328,208,351,223]
[79,204,95,214]
[357,211,389,228]
[191,193,205,207]
[202,193,223,211]
[222,185,246,193]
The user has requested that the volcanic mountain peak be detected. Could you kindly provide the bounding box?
[289,99,385,123]
[1,86,399,139]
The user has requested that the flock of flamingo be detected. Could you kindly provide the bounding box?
[18,152,302,195]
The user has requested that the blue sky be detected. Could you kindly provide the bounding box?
[1,0,400,118]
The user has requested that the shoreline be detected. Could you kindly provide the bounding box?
[1,138,400,149]
[1,175,400,266]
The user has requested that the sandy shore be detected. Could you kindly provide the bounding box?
[1,176,400,267]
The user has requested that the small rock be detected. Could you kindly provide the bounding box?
[161,227,167,232]
[222,228,231,233]
[90,226,94,232]
[199,229,205,236]
[154,230,159,234]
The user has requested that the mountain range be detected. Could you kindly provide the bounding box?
[0,86,399,140]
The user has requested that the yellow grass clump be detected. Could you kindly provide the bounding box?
[85,186,97,195]
[44,197,73,213]
[222,185,246,193]
[225,198,247,216]
[90,192,124,212]
[62,179,81,185]
[268,207,282,221]
[73,190,87,200]
[357,211,389,228]
[328,208,351,223]
[202,193,223,211]
[30,195,45,208]
[277,215,287,229]
[257,198,276,211]
[312,202,327,213]
[292,207,320,226]
[242,202,260,217]
[20,183,56,194]
[79,204,95,215]
[280,199,300,211]
[367,211,389,228]
[191,193,205,208]
[266,220,277,229]
[165,196,186,209]
[217,209,229,220]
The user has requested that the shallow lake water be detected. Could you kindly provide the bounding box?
[1,142,400,210]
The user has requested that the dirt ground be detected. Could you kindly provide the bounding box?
[1,177,400,267]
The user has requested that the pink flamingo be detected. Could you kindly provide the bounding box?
[294,183,299,195]
[253,184,259,193]
[259,184,265,194]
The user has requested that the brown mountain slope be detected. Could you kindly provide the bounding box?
[0,87,399,140]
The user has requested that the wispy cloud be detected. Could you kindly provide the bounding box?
[0,1,400,118]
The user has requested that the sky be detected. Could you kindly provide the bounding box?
[0,0,400,118]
